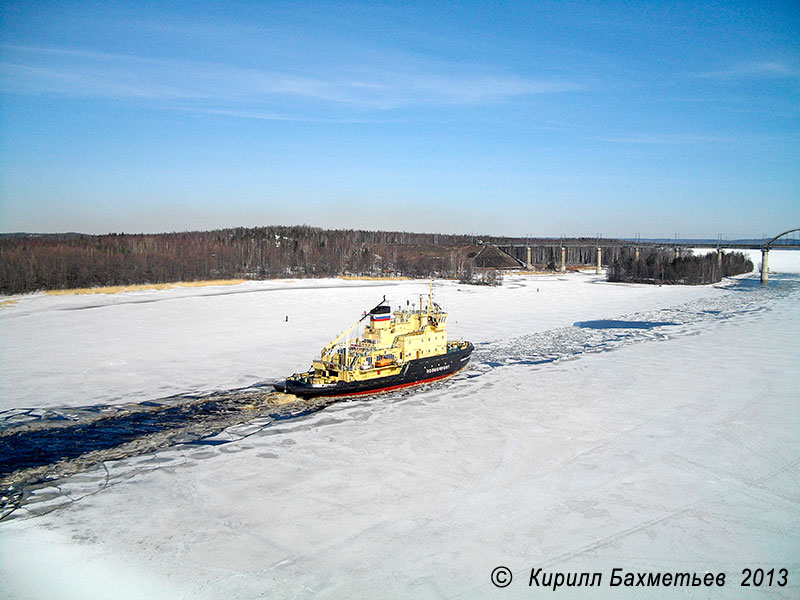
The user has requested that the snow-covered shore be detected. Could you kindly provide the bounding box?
[691,246,800,274]
[2,254,799,599]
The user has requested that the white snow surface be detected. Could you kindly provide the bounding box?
[2,257,800,599]
[0,273,739,410]
[691,246,800,274]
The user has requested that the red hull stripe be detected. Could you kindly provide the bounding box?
[326,369,459,398]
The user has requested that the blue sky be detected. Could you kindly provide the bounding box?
[1,1,798,237]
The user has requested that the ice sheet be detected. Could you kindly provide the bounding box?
[691,246,800,275]
[1,273,728,410]
[2,258,799,599]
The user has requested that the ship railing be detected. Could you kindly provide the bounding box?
[447,340,470,352]
[288,372,312,384]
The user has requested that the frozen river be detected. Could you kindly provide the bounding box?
[1,255,799,598]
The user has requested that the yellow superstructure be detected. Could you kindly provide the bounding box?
[305,283,457,385]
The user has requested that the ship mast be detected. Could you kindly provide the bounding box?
[320,295,387,359]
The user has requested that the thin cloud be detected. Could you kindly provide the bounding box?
[183,107,380,124]
[693,61,800,81]
[0,44,583,113]
[596,133,728,145]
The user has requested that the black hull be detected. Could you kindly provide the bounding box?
[275,342,473,398]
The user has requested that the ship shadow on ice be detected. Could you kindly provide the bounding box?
[468,273,799,377]
[573,319,679,329]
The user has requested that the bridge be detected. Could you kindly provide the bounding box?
[494,229,800,282]
[756,228,800,283]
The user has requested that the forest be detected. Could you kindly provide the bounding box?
[606,248,753,284]
[0,227,479,294]
[0,226,755,294]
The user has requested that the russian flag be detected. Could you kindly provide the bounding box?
[371,305,391,322]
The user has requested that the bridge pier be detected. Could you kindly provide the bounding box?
[526,246,532,270]
[717,249,723,270]
[634,247,640,260]
[596,247,602,275]
[560,247,566,273]
[674,247,681,260]
[761,248,769,283]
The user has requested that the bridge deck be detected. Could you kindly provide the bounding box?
[496,242,800,249]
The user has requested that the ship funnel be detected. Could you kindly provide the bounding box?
[370,305,391,330]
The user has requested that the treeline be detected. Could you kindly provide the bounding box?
[607,248,753,284]
[2,226,756,294]
[0,227,479,294]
